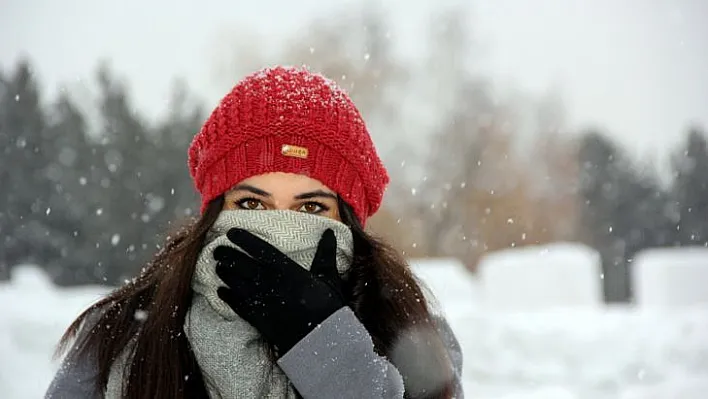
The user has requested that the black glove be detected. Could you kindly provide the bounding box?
[213,227,346,355]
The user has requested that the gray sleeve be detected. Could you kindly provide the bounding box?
[45,316,102,399]
[434,315,464,399]
[277,307,405,399]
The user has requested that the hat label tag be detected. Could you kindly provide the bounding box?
[281,144,309,159]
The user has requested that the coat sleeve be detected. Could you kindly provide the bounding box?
[45,315,102,399]
[277,307,405,399]
[434,314,464,398]
[277,307,465,399]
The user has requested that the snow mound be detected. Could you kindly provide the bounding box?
[477,243,603,310]
[410,258,480,317]
[633,247,708,307]
[9,264,54,290]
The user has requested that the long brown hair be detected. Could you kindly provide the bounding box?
[57,196,455,398]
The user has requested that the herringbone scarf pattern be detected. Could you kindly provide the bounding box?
[185,210,354,398]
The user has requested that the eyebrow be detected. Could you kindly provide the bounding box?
[294,190,337,201]
[231,184,272,197]
[231,185,336,201]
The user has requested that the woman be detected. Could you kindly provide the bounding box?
[46,66,463,399]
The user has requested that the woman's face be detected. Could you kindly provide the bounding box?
[222,172,341,221]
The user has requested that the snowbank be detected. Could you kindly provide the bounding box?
[633,247,708,307]
[477,243,603,310]
[0,265,109,399]
[410,258,479,318]
[2,263,708,399]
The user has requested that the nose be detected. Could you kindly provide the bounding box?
[271,199,289,210]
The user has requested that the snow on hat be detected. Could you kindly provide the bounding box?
[188,65,389,225]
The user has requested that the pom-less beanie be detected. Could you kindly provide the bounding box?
[188,66,389,224]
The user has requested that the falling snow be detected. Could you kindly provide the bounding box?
[1,5,707,397]
[134,309,148,321]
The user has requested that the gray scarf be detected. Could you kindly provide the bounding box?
[105,210,353,398]
[188,210,354,398]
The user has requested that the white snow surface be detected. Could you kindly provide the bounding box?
[476,243,604,310]
[632,247,708,307]
[2,260,708,399]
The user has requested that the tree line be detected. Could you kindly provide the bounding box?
[1,4,706,303]
[0,61,203,285]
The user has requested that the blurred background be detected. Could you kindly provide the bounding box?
[1,0,708,398]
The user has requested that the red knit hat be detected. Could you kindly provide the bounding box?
[188,66,389,225]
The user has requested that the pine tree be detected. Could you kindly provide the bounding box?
[578,131,672,302]
[0,60,52,274]
[670,127,708,246]
[93,63,157,283]
[149,79,203,237]
[42,92,101,284]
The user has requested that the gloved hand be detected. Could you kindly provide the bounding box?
[213,227,347,355]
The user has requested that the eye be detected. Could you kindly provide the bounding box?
[298,202,328,214]
[236,198,265,210]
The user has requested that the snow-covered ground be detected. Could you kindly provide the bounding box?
[0,266,109,399]
[412,253,708,399]
[2,245,708,398]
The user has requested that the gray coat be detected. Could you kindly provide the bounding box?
[45,307,464,399]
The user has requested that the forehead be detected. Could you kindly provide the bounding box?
[230,172,336,194]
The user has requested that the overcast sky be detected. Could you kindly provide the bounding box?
[2,0,707,165]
